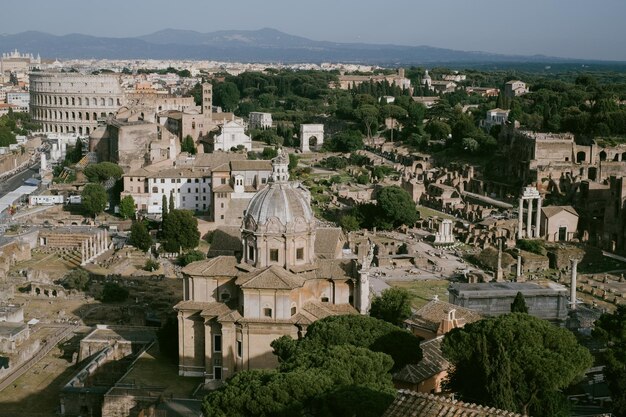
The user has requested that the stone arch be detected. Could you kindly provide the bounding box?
[71,97,75,106]
[78,127,83,135]
[576,151,586,163]
[614,153,621,161]
[600,151,607,161]
[100,98,105,106]
[52,290,58,297]
[35,287,41,296]
[299,124,324,152]
[86,113,90,121]
[77,97,82,106]
[86,127,90,135]
[588,167,598,181]
[65,97,69,105]
[85,97,89,106]
[622,152,626,161]
[108,98,114,106]
[93,97,97,106]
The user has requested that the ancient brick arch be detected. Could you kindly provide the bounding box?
[300,124,324,152]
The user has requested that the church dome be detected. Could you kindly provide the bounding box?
[244,149,314,231]
[245,182,314,230]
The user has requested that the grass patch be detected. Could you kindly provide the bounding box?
[416,205,454,220]
[388,279,450,310]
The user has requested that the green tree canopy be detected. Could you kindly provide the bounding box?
[162,209,200,252]
[593,305,626,416]
[61,269,90,291]
[101,282,129,303]
[214,81,241,112]
[129,221,152,252]
[275,315,422,372]
[424,120,451,141]
[329,130,364,152]
[355,104,379,138]
[510,292,529,313]
[375,186,418,229]
[370,287,412,326]
[119,195,136,220]
[178,250,206,266]
[181,135,197,154]
[83,162,124,183]
[81,183,108,217]
[202,314,422,417]
[442,313,593,416]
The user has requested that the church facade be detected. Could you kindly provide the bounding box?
[175,149,371,381]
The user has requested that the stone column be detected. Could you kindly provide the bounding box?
[516,255,522,280]
[495,240,503,282]
[81,240,86,265]
[570,259,578,310]
[535,197,542,238]
[526,198,533,238]
[518,198,524,239]
[357,270,370,315]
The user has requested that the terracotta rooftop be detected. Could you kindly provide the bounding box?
[230,160,272,171]
[541,205,578,218]
[236,265,306,290]
[406,299,482,332]
[393,336,449,384]
[314,227,344,259]
[382,390,526,417]
[181,256,243,277]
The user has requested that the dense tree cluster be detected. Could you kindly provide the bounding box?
[161,209,200,252]
[129,221,152,252]
[593,306,626,416]
[81,183,108,217]
[202,315,422,417]
[442,313,593,416]
[83,162,124,183]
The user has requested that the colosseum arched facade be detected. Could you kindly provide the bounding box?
[30,72,125,136]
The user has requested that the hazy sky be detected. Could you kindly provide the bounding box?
[4,0,626,61]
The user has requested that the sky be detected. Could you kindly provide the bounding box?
[3,0,626,61]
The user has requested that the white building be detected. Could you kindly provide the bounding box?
[213,121,252,151]
[6,91,30,112]
[122,167,212,215]
[248,112,272,130]
[504,80,529,98]
[480,108,510,130]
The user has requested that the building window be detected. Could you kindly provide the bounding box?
[214,366,222,380]
[236,340,243,358]
[160,179,165,183]
[213,334,222,352]
[296,248,304,260]
[220,291,230,302]
[221,178,226,185]
[264,308,272,318]
[321,297,329,303]
[291,306,297,316]
[270,249,279,262]
[248,246,254,261]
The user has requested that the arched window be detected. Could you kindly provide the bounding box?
[71,97,75,106]
[65,97,69,105]
[86,113,90,121]
[108,98,114,106]
[77,97,82,106]
[85,97,89,106]
[101,98,105,106]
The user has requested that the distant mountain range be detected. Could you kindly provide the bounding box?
[0,28,613,64]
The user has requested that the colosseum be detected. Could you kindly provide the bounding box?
[30,72,125,136]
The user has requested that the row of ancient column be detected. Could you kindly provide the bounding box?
[80,229,109,265]
[517,196,542,239]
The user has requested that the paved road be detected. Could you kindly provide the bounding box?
[0,324,76,392]
[0,166,38,198]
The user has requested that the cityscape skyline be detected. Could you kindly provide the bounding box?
[2,0,626,61]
